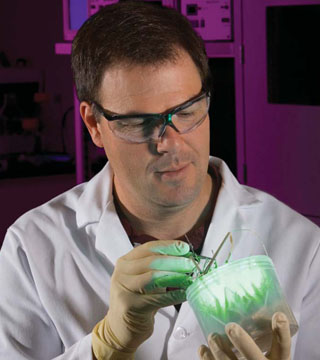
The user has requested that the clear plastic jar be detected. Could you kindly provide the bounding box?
[186,255,298,357]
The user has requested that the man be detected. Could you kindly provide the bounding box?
[0,2,319,359]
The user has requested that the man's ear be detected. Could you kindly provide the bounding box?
[80,101,104,148]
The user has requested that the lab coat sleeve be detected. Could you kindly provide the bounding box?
[0,230,93,360]
[293,240,320,360]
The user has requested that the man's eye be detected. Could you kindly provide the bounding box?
[176,111,195,120]
[117,118,145,127]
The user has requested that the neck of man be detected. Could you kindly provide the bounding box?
[114,173,216,240]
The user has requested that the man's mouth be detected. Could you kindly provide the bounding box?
[156,163,190,178]
[160,164,188,172]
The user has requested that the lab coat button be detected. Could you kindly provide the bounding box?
[173,326,188,340]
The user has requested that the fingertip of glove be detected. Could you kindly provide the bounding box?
[272,312,288,330]
[198,344,209,357]
[151,241,190,256]
[225,322,240,338]
[175,240,190,254]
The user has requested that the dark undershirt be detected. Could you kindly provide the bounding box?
[115,164,221,311]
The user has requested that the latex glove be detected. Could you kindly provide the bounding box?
[92,240,194,359]
[198,312,291,360]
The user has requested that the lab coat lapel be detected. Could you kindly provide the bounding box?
[202,158,263,264]
[201,180,243,259]
[76,163,114,227]
[76,162,133,264]
[95,200,133,264]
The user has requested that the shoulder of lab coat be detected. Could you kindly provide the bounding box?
[0,163,115,359]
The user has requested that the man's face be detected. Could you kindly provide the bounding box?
[85,52,210,211]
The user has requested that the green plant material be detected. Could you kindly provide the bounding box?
[145,271,193,291]
[192,268,277,326]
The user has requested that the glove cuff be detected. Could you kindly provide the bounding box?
[92,317,136,360]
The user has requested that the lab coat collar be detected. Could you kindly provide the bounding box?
[201,157,262,258]
[76,162,133,263]
[76,157,262,263]
[76,162,114,228]
[209,157,260,208]
[95,200,134,264]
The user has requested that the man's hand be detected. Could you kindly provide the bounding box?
[92,240,194,359]
[198,312,291,360]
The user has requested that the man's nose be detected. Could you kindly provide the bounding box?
[156,124,184,154]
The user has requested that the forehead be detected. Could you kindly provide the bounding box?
[98,52,202,114]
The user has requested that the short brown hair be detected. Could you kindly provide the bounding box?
[71,1,211,103]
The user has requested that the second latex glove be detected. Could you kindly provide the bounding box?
[92,240,194,358]
[198,312,291,360]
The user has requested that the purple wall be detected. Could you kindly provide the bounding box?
[0,0,74,153]
[0,0,76,244]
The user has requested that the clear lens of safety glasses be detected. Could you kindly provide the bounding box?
[110,93,210,143]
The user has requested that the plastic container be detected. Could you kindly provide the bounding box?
[186,255,298,357]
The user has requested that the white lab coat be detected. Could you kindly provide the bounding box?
[0,157,319,360]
